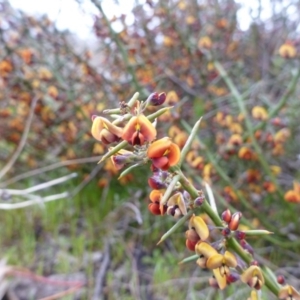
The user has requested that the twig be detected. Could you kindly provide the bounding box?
[92,242,110,300]
[205,183,218,214]
[1,173,77,195]
[122,202,143,225]
[0,96,38,181]
[0,192,69,210]
[0,156,101,188]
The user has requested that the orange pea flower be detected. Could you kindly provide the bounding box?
[252,106,268,121]
[91,116,123,145]
[185,215,209,251]
[122,114,156,145]
[227,134,243,147]
[284,182,300,203]
[238,146,255,160]
[279,42,297,58]
[148,189,166,215]
[147,137,180,170]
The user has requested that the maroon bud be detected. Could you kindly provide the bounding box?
[148,202,161,215]
[147,92,166,106]
[221,209,232,223]
[194,195,205,206]
[277,275,285,285]
[186,239,198,251]
[113,154,132,165]
[235,230,246,240]
[158,92,166,104]
[221,228,231,237]
[241,240,254,255]
[226,272,240,283]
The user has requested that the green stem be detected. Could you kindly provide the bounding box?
[157,210,193,245]
[226,238,280,295]
[179,168,280,295]
[179,117,202,167]
[176,169,223,226]
[181,120,281,235]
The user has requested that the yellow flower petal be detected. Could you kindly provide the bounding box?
[195,242,218,258]
[240,266,265,288]
[213,269,227,290]
[224,251,237,268]
[206,253,223,269]
[190,215,209,241]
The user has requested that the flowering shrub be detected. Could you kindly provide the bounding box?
[91,91,300,299]
[0,0,300,298]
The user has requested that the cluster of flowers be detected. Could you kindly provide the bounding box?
[91,92,181,177]
[91,92,300,299]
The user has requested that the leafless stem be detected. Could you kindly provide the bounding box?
[92,242,110,300]
[0,96,38,181]
[0,156,101,188]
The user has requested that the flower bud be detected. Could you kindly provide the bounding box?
[277,275,285,285]
[186,239,198,251]
[228,212,242,230]
[113,154,132,165]
[194,195,205,206]
[185,229,200,242]
[148,202,161,215]
[235,230,246,240]
[240,239,254,255]
[147,92,166,106]
[221,209,232,223]
[221,228,231,237]
[226,272,240,283]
